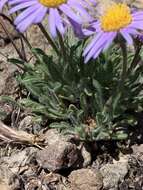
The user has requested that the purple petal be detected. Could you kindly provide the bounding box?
[120,29,133,45]
[48,8,57,37]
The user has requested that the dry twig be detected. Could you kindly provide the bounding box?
[0,121,43,147]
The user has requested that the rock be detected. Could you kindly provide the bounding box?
[25,172,67,190]
[132,144,143,161]
[18,116,34,133]
[41,173,67,190]
[80,144,92,167]
[100,157,128,190]
[0,147,37,174]
[25,178,41,190]
[0,55,18,120]
[36,130,79,171]
[68,168,103,190]
[36,143,78,172]
[0,62,17,96]
[0,163,22,190]
[0,183,10,190]
[0,165,13,189]
[18,116,42,134]
[0,147,38,189]
[0,102,13,120]
[42,129,70,145]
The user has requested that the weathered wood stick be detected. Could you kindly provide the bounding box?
[0,121,37,144]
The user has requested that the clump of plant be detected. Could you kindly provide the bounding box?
[1,1,143,141]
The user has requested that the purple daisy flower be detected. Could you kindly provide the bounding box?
[83,3,143,63]
[8,0,92,37]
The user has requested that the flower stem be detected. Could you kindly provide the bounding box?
[57,31,67,62]
[0,16,27,61]
[0,14,34,62]
[121,44,127,82]
[119,41,127,92]
[21,33,41,61]
[38,23,60,55]
[129,45,141,72]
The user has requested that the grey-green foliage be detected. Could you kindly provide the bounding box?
[9,40,143,141]
[0,109,7,120]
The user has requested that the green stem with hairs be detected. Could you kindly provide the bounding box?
[38,23,60,55]
[119,41,128,92]
[129,45,141,72]
[57,31,67,62]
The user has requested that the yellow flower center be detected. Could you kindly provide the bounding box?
[100,3,132,32]
[39,0,67,8]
